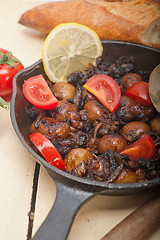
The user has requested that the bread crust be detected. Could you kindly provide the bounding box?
[19,0,160,49]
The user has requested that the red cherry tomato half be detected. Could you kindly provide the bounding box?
[29,132,65,170]
[120,135,155,160]
[0,48,24,100]
[22,74,58,109]
[126,81,153,106]
[83,74,121,112]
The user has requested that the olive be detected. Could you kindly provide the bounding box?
[116,95,136,122]
[97,134,127,154]
[122,73,142,90]
[52,82,76,100]
[84,100,104,123]
[54,100,84,130]
[30,117,70,140]
[54,100,77,122]
[114,168,138,183]
[116,96,155,122]
[150,115,160,132]
[64,148,92,172]
[122,121,151,142]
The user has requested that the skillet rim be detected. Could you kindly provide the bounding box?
[10,40,160,192]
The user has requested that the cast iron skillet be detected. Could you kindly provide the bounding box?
[10,40,160,240]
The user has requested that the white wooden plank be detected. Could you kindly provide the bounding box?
[0,108,35,240]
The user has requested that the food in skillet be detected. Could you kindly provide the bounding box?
[23,24,160,184]
[24,59,160,183]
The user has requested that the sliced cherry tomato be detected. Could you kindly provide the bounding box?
[83,74,121,112]
[0,48,24,100]
[22,74,58,109]
[29,132,65,170]
[120,135,155,160]
[126,81,153,106]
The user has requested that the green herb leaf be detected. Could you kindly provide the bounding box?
[0,50,21,68]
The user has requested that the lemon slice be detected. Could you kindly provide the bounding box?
[42,23,103,83]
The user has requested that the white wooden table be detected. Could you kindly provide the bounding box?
[0,1,160,239]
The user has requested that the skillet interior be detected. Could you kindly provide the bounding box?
[10,40,160,195]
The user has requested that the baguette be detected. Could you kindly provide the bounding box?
[19,0,160,49]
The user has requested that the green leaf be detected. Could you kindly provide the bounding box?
[6,51,12,58]
[0,50,21,67]
[7,59,15,68]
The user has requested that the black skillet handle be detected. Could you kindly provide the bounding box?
[32,179,94,240]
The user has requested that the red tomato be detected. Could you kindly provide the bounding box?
[22,74,58,109]
[29,132,65,170]
[0,48,24,99]
[126,81,153,106]
[120,135,155,160]
[83,74,121,112]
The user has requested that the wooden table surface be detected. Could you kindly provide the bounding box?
[0,1,160,240]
